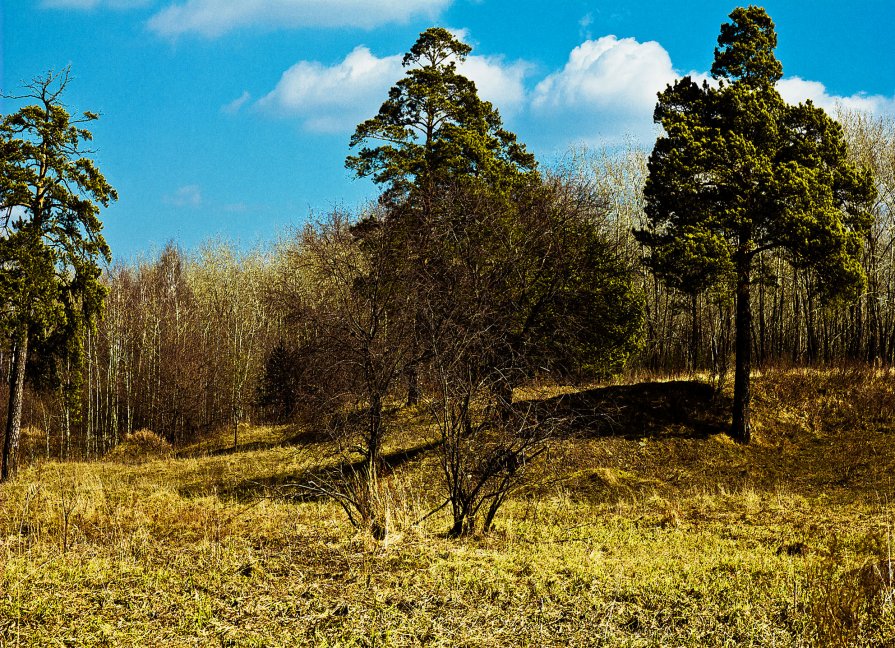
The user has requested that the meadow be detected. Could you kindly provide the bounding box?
[2,367,895,647]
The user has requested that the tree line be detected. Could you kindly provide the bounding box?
[12,112,889,464]
[1,9,892,534]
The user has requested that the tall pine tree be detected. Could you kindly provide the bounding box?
[637,6,875,443]
[0,69,115,479]
[346,27,537,204]
[347,27,540,405]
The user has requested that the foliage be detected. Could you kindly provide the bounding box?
[343,27,643,536]
[91,243,273,449]
[0,68,115,479]
[640,7,873,297]
[189,241,272,447]
[264,212,417,536]
[346,27,536,205]
[255,342,304,423]
[635,6,876,442]
[414,177,643,389]
[348,27,544,413]
[407,176,642,534]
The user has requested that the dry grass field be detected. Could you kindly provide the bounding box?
[3,367,895,646]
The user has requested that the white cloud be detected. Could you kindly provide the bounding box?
[147,0,451,37]
[256,45,530,133]
[446,27,470,44]
[458,56,529,114]
[778,76,895,117]
[250,31,895,152]
[164,184,203,208]
[256,47,404,133]
[531,35,677,145]
[578,13,593,41]
[222,90,252,115]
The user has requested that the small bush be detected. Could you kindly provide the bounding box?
[105,429,174,464]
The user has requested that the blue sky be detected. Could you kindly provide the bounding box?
[4,1,894,260]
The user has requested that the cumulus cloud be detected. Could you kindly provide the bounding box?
[778,77,895,117]
[256,45,530,133]
[531,35,677,145]
[458,55,530,114]
[256,47,404,132]
[147,0,451,37]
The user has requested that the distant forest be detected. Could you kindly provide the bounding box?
[6,105,890,463]
[2,11,894,472]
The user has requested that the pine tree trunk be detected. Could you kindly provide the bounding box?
[757,254,766,365]
[732,266,752,444]
[689,292,700,372]
[1,331,29,482]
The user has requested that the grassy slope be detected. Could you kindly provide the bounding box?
[2,367,895,647]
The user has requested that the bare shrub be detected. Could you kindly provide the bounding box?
[264,212,416,537]
[431,379,559,537]
[414,178,632,536]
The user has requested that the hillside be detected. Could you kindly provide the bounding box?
[2,367,895,646]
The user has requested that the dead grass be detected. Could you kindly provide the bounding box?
[2,368,895,645]
[105,429,174,464]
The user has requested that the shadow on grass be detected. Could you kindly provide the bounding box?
[178,440,440,502]
[176,425,332,459]
[533,380,730,440]
[177,381,727,500]
[178,405,416,459]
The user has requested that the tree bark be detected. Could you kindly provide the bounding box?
[732,265,752,444]
[365,391,385,539]
[757,254,766,365]
[689,292,700,372]
[1,331,29,482]
[366,391,383,476]
[405,362,420,406]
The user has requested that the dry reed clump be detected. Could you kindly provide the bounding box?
[804,543,895,647]
[755,365,895,434]
[105,429,174,464]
